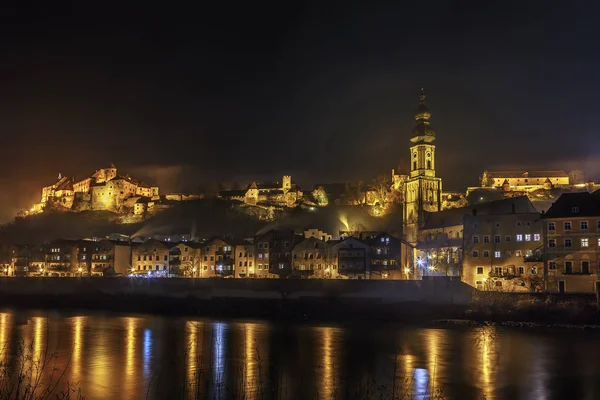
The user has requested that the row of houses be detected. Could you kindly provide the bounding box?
[418,192,600,294]
[1,230,401,280]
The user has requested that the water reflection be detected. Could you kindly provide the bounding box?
[211,322,227,398]
[124,317,139,396]
[316,326,339,399]
[143,328,152,379]
[0,313,11,364]
[476,325,497,400]
[243,323,258,399]
[0,311,598,399]
[71,316,84,382]
[33,317,45,366]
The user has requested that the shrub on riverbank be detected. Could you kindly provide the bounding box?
[468,291,600,324]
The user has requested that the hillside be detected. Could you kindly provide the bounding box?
[0,199,404,244]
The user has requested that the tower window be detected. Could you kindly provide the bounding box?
[413,161,417,170]
[427,160,431,169]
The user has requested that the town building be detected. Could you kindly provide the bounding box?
[169,242,201,277]
[462,197,543,292]
[329,237,370,279]
[201,237,234,278]
[543,191,600,293]
[44,240,78,277]
[402,89,443,245]
[234,241,256,278]
[416,207,466,279]
[255,230,298,278]
[132,239,171,276]
[291,237,335,279]
[88,239,132,276]
[364,233,401,279]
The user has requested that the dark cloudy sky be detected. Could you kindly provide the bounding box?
[1,1,599,221]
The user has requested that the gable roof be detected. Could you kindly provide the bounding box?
[422,196,538,230]
[543,192,600,218]
[485,170,569,179]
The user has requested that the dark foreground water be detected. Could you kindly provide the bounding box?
[0,310,599,400]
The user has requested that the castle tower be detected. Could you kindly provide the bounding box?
[282,175,292,192]
[403,89,443,244]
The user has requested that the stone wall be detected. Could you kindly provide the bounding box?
[0,276,474,306]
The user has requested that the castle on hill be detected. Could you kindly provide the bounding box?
[32,165,161,215]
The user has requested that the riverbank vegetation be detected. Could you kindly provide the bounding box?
[467,290,600,325]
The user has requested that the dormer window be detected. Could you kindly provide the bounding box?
[572,206,579,213]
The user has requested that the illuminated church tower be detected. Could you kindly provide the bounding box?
[403,89,442,244]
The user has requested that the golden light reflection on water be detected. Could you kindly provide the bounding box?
[426,329,444,394]
[124,317,139,396]
[185,320,205,394]
[243,323,258,399]
[71,316,84,382]
[0,313,11,364]
[477,325,497,400]
[316,326,339,399]
[33,317,45,366]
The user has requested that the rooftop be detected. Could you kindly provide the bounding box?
[543,191,600,218]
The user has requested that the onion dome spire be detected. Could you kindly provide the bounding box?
[411,88,436,143]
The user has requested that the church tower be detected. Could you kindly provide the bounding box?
[403,89,442,244]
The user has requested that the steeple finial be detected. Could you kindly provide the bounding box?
[419,88,426,104]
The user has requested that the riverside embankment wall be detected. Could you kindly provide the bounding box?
[0,277,475,320]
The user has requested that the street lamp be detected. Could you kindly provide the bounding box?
[192,266,197,278]
[77,267,83,277]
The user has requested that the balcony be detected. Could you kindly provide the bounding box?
[524,254,543,262]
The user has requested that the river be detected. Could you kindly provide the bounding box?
[0,309,598,399]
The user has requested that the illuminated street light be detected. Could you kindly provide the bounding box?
[404,267,411,274]
[416,257,424,267]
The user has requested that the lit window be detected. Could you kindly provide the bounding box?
[581,238,589,247]
[494,251,501,258]
[581,221,588,230]
[565,239,572,248]
[534,233,540,241]
[530,267,538,275]
[516,234,523,242]
[525,234,531,242]
[564,222,572,231]
[548,239,556,248]
[515,250,522,256]
[548,222,555,231]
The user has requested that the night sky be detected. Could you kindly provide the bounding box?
[1,1,599,221]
